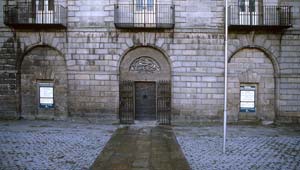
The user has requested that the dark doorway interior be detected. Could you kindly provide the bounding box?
[135,82,156,120]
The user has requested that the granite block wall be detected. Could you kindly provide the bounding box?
[0,0,299,123]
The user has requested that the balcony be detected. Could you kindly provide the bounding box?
[228,5,292,31]
[114,4,175,29]
[4,3,67,29]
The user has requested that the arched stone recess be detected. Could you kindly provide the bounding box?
[119,46,171,122]
[228,48,277,122]
[19,45,68,120]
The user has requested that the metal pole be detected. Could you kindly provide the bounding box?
[223,0,228,154]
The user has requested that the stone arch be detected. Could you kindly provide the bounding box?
[17,44,65,72]
[227,47,277,122]
[228,45,280,77]
[18,45,68,120]
[119,46,171,81]
[119,46,172,122]
[17,32,65,55]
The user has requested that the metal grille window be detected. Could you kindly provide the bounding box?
[38,82,54,108]
[239,0,255,12]
[239,0,246,12]
[136,0,144,11]
[35,0,54,23]
[4,0,67,28]
[48,0,54,11]
[147,0,154,10]
[37,0,44,10]
[35,0,54,10]
[240,85,256,112]
[114,2,174,29]
[136,0,154,11]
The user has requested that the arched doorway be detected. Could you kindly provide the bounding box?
[19,46,68,120]
[119,47,171,124]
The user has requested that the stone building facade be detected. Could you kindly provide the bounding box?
[0,0,299,123]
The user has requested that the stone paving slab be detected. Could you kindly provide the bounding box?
[91,126,191,170]
[174,125,300,170]
[0,120,117,170]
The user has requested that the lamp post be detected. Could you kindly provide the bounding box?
[223,0,228,154]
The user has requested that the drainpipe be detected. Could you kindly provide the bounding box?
[223,0,228,154]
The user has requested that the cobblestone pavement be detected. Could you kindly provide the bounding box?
[0,120,117,170]
[1,121,300,170]
[174,125,300,170]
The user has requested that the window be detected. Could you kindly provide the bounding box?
[136,0,144,11]
[49,0,54,11]
[38,0,44,10]
[34,0,54,23]
[136,0,154,11]
[239,0,246,12]
[238,0,260,25]
[249,0,255,12]
[38,82,54,108]
[239,0,255,12]
[134,0,156,25]
[147,0,154,11]
[34,0,54,10]
[240,85,256,112]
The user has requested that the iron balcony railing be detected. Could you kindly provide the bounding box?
[4,3,67,29]
[228,5,292,29]
[114,4,175,29]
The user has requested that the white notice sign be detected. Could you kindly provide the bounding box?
[240,91,255,102]
[40,98,54,104]
[240,102,255,108]
[40,87,53,98]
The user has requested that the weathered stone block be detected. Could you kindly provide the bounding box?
[95,75,110,80]
[75,74,90,80]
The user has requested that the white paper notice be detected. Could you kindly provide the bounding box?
[240,102,255,108]
[40,98,54,104]
[241,91,254,102]
[40,87,53,98]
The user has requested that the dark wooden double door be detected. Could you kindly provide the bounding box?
[135,82,156,120]
[119,81,171,124]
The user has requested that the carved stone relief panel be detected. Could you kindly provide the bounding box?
[129,56,161,73]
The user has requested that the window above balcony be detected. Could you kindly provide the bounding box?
[114,1,175,29]
[228,2,292,31]
[4,1,67,29]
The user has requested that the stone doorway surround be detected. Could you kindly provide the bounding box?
[119,47,171,123]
